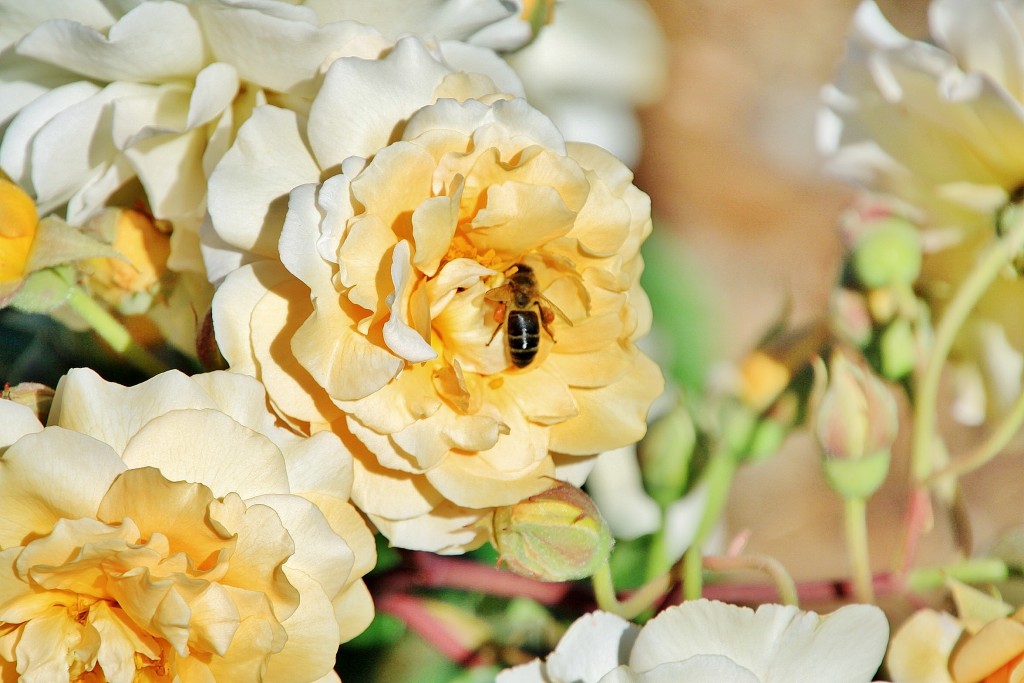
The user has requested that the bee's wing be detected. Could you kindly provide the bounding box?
[484,284,513,302]
[539,294,573,326]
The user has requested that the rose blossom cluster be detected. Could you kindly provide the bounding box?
[0,0,666,678]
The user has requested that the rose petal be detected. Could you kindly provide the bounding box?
[0,428,124,547]
[549,352,663,455]
[16,3,207,82]
[306,36,452,168]
[207,105,319,259]
[119,410,291,499]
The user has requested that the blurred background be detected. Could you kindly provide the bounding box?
[631,0,1019,619]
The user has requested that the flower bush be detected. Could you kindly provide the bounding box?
[0,368,375,682]
[204,34,663,553]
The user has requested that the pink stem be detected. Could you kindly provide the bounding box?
[699,571,901,605]
[377,593,476,663]
[411,552,571,605]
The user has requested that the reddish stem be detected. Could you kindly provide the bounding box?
[699,571,901,605]
[377,593,476,663]
[409,552,571,605]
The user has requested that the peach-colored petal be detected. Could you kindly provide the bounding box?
[89,601,162,683]
[247,494,354,601]
[546,345,634,389]
[0,401,42,448]
[950,618,1024,682]
[211,261,285,376]
[253,278,347,423]
[335,362,441,434]
[886,609,960,683]
[300,493,377,580]
[290,290,404,404]
[332,579,375,644]
[264,570,340,683]
[350,452,443,520]
[501,367,579,425]
[279,430,355,501]
[471,180,577,257]
[119,410,290,499]
[335,213,399,312]
[0,429,124,547]
[412,180,463,276]
[96,470,233,578]
[427,449,553,509]
[13,606,84,681]
[550,352,663,455]
[50,367,216,453]
[368,502,489,554]
[383,240,437,362]
[206,495,299,622]
[404,97,565,156]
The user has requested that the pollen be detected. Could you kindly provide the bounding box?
[442,233,501,269]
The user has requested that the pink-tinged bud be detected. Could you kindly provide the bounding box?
[815,350,898,499]
[492,482,613,582]
[1,382,54,423]
[831,288,873,347]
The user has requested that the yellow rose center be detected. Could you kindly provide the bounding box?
[0,179,39,283]
[0,470,295,681]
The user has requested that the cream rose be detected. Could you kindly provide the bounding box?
[497,600,890,683]
[0,368,375,682]
[204,36,662,553]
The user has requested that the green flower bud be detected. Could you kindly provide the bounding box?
[879,317,916,380]
[638,406,695,507]
[815,350,898,499]
[822,451,891,500]
[852,216,922,289]
[492,482,613,582]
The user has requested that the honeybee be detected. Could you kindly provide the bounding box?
[485,264,571,368]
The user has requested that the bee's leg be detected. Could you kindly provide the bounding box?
[537,302,557,341]
[487,321,504,346]
[487,303,506,346]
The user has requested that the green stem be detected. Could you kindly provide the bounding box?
[65,285,170,376]
[682,444,739,600]
[843,496,874,603]
[911,215,1024,483]
[645,512,671,582]
[927,385,1024,486]
[905,558,1009,593]
[702,553,798,606]
[591,562,671,620]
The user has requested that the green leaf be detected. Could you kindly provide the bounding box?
[640,226,718,400]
